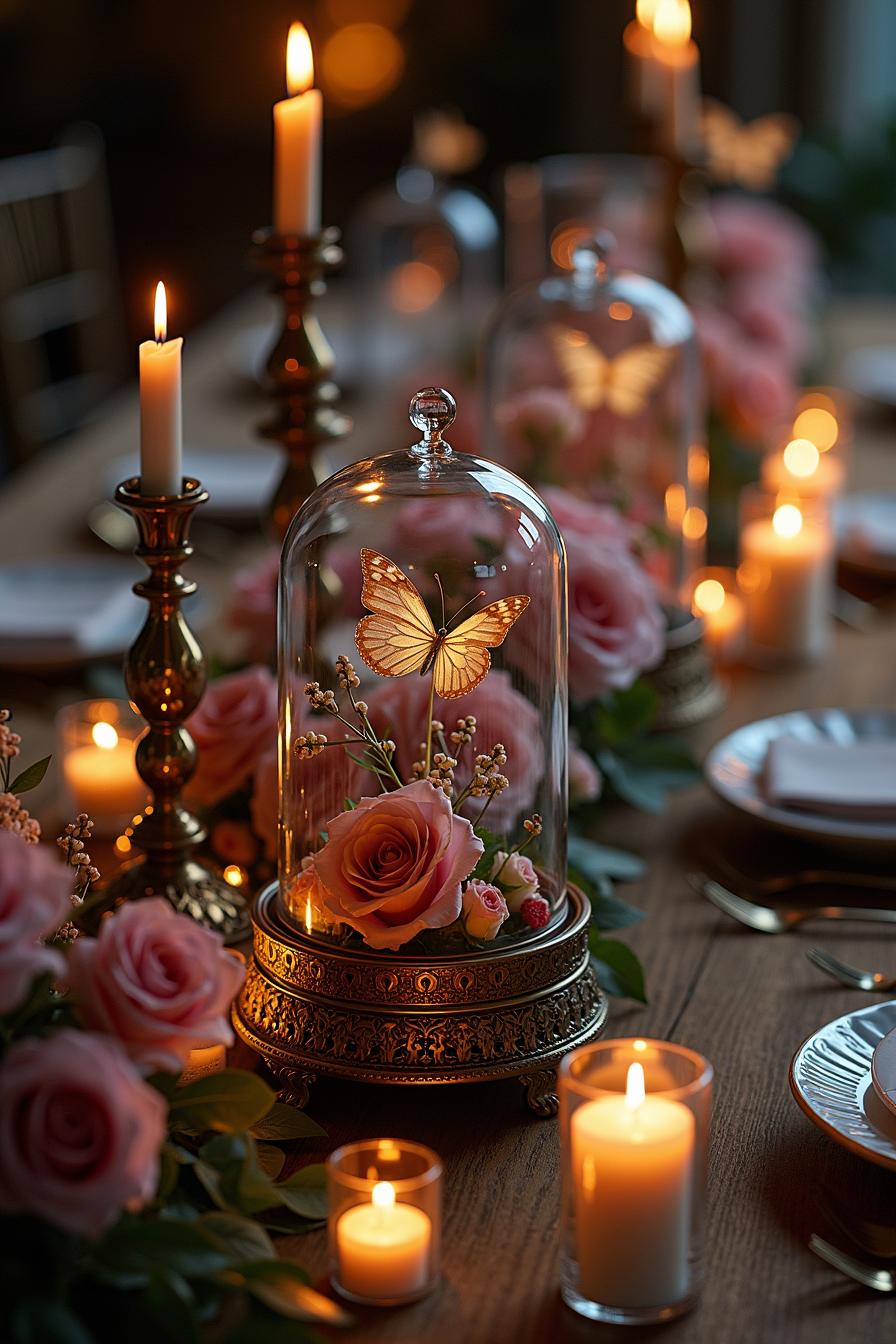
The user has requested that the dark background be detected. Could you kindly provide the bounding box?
[0,0,842,343]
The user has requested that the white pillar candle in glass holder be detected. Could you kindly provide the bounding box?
[761,436,846,500]
[688,567,746,664]
[559,1037,713,1326]
[738,488,833,665]
[56,699,148,837]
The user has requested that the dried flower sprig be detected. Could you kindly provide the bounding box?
[297,663,404,790]
[57,813,101,896]
[0,708,23,793]
[492,813,542,883]
[0,791,40,843]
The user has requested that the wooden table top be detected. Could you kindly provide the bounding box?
[2,294,896,1343]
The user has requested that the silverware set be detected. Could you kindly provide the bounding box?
[689,872,896,993]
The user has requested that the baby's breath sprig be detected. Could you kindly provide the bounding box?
[298,663,404,790]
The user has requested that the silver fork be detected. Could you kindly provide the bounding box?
[806,947,896,992]
[693,875,896,934]
[809,1234,896,1291]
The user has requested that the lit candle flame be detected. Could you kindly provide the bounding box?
[782,438,820,479]
[372,1180,395,1210]
[635,0,658,28]
[625,1061,646,1110]
[286,22,314,95]
[793,406,838,453]
[694,578,726,616]
[154,281,167,343]
[304,894,313,934]
[773,503,803,539]
[653,0,691,45]
[92,721,119,750]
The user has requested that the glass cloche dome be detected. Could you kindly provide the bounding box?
[278,388,567,950]
[483,233,705,603]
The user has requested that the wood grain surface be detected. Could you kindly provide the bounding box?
[2,296,896,1343]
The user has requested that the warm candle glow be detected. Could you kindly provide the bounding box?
[693,578,726,616]
[792,407,838,452]
[91,721,119,750]
[625,1061,646,1110]
[772,503,803,539]
[653,0,691,46]
[636,0,659,28]
[153,281,167,343]
[286,22,314,95]
[304,894,313,933]
[782,438,820,478]
[372,1181,396,1211]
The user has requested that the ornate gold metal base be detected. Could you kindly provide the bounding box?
[103,856,250,944]
[647,605,726,732]
[233,882,607,1117]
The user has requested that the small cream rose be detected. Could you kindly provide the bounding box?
[462,880,509,941]
[490,850,539,912]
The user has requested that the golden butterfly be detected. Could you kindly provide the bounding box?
[701,99,798,192]
[548,324,674,417]
[355,549,529,699]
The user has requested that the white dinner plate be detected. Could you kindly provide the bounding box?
[791,1000,896,1172]
[705,708,896,848]
[0,557,143,671]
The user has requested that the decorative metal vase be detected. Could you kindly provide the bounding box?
[234,882,607,1118]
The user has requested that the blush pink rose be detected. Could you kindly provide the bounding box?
[390,496,505,569]
[569,745,602,805]
[313,780,483,950]
[187,665,278,806]
[67,899,245,1072]
[723,341,797,441]
[0,830,70,1013]
[710,195,817,280]
[0,1029,166,1237]
[226,548,279,663]
[566,539,665,702]
[541,486,634,549]
[495,387,585,476]
[461,880,508,940]
[364,669,544,832]
[727,281,812,366]
[489,849,539,912]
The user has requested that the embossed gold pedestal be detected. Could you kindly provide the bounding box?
[234,882,607,1118]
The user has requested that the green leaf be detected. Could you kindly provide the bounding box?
[9,755,51,795]
[156,1143,180,1203]
[11,1301,96,1344]
[256,1143,286,1180]
[200,1134,283,1216]
[597,752,667,814]
[623,739,700,774]
[140,1269,199,1344]
[250,1102,326,1142]
[199,1211,276,1262]
[589,934,648,1004]
[240,1261,353,1326]
[168,1070,275,1134]
[594,680,658,746]
[95,1218,231,1281]
[574,875,645,932]
[568,834,646,883]
[276,1164,328,1220]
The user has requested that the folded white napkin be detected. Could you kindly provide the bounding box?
[764,735,896,820]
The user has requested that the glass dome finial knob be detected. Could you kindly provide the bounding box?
[572,230,616,283]
[409,387,456,447]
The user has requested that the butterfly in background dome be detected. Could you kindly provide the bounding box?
[700,99,798,192]
[547,324,674,418]
[355,549,529,699]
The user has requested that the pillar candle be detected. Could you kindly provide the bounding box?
[273,22,322,236]
[139,282,182,496]
[651,0,700,158]
[691,573,746,663]
[336,1181,431,1302]
[62,720,146,836]
[761,438,845,499]
[740,503,832,661]
[571,1063,695,1308]
[179,1042,227,1086]
[624,1,662,120]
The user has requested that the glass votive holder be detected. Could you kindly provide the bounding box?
[327,1139,442,1306]
[56,699,148,837]
[688,567,746,665]
[560,1038,714,1326]
[738,487,834,666]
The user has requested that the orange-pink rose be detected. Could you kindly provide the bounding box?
[0,831,71,1013]
[313,780,483,950]
[0,1029,166,1237]
[186,665,278,806]
[67,899,245,1073]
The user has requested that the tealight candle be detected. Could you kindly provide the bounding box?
[327,1138,442,1306]
[761,437,846,499]
[179,1042,226,1086]
[739,490,833,663]
[57,699,147,836]
[690,569,746,663]
[560,1038,713,1325]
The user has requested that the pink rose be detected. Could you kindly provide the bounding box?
[566,539,665,702]
[570,746,602,805]
[728,281,812,366]
[187,665,278,806]
[0,1029,166,1237]
[541,486,634,548]
[495,387,585,475]
[67,899,245,1072]
[250,748,279,862]
[489,849,539,912]
[390,497,505,569]
[313,780,483,950]
[226,548,279,663]
[364,669,544,832]
[723,341,797,441]
[710,195,817,281]
[0,831,70,1013]
[462,880,508,940]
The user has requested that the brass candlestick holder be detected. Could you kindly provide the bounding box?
[251,227,352,540]
[103,476,249,943]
